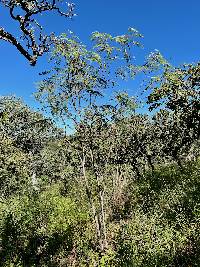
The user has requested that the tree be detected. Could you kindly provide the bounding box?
[147,63,200,164]
[36,28,144,256]
[0,0,75,65]
[0,96,63,193]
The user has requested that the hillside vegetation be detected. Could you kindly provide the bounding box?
[0,29,199,266]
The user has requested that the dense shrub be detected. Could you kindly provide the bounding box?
[114,160,200,267]
[0,184,88,266]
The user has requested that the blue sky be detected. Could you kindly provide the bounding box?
[0,0,200,109]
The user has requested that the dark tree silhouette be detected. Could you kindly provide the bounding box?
[0,0,75,65]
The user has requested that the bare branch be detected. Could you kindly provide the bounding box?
[0,27,37,65]
[0,0,76,65]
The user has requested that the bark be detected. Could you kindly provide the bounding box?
[81,150,101,247]
[89,147,108,253]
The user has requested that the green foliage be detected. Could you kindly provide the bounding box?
[0,96,60,154]
[0,184,88,266]
[0,96,65,196]
[115,160,200,266]
[0,28,200,266]
[36,28,143,121]
[147,63,200,112]
[0,135,29,197]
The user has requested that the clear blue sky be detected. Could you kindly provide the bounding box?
[0,0,200,108]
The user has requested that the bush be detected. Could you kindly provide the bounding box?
[0,184,88,266]
[114,160,200,266]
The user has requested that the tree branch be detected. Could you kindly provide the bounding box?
[0,27,37,65]
[0,1,76,65]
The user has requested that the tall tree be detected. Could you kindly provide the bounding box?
[36,28,144,256]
